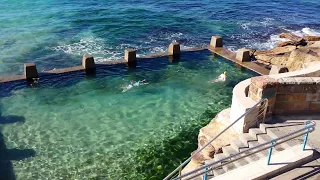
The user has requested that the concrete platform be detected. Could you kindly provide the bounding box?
[271,156,320,180]
[269,115,320,152]
[210,145,314,180]
[208,46,270,75]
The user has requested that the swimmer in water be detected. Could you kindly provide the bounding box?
[209,71,227,83]
[122,79,148,92]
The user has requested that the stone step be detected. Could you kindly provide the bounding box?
[213,153,237,172]
[231,139,248,151]
[265,128,298,148]
[247,140,269,158]
[212,168,225,177]
[256,133,285,152]
[249,128,265,138]
[260,123,276,132]
[210,144,314,180]
[239,133,257,145]
[222,146,248,167]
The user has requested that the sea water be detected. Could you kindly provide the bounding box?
[1,0,320,76]
[1,51,255,179]
[1,0,320,179]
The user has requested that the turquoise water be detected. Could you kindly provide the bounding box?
[1,0,320,76]
[1,0,320,179]
[0,51,255,179]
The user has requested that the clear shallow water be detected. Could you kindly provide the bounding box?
[0,51,255,179]
[1,0,320,76]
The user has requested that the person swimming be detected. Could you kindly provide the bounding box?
[209,71,227,83]
[122,79,148,92]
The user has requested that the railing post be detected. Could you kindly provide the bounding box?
[203,164,208,180]
[267,139,275,165]
[302,123,311,151]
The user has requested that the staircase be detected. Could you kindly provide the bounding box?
[203,123,314,180]
[164,99,316,180]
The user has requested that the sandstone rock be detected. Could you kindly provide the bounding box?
[302,61,320,69]
[308,41,320,48]
[255,54,290,65]
[278,33,307,47]
[255,46,296,56]
[277,41,300,47]
[182,108,239,175]
[285,48,320,71]
[279,33,303,42]
[303,36,320,41]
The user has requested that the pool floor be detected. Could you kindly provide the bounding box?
[0,51,255,179]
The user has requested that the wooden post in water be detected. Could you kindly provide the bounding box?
[82,55,96,74]
[125,49,137,68]
[24,62,39,80]
[168,42,181,62]
[210,36,223,48]
[236,48,250,62]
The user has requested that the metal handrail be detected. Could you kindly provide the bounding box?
[164,98,268,180]
[173,120,316,180]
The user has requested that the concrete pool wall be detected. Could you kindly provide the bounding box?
[231,62,320,133]
[0,36,270,85]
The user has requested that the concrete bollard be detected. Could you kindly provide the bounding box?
[125,49,137,68]
[24,62,39,80]
[168,42,181,58]
[82,55,96,74]
[236,48,251,62]
[269,65,289,75]
[210,36,223,48]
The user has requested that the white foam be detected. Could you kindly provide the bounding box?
[302,27,320,36]
[245,27,320,50]
[48,37,123,62]
[238,17,275,31]
[48,32,203,62]
[283,27,320,37]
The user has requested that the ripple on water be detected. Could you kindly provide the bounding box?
[0,52,255,179]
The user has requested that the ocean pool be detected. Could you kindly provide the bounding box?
[0,51,256,179]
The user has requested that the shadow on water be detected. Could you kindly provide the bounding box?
[0,110,36,180]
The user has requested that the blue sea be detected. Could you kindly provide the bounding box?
[1,0,320,76]
[0,0,320,179]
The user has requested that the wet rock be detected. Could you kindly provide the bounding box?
[303,36,320,41]
[279,33,303,42]
[278,33,307,47]
[277,41,300,47]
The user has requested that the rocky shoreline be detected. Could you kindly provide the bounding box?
[251,33,320,71]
